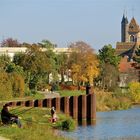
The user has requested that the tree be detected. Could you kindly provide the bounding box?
[0,72,13,99]
[98,44,120,66]
[1,38,21,47]
[101,63,119,91]
[97,44,120,91]
[13,43,58,90]
[6,62,24,76]
[40,40,56,49]
[56,53,68,83]
[134,45,140,63]
[10,73,25,97]
[68,41,99,86]
[0,55,11,72]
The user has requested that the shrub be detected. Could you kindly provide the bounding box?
[128,82,140,103]
[0,72,13,100]
[55,117,76,131]
[10,73,25,97]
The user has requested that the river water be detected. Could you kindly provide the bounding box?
[60,105,140,140]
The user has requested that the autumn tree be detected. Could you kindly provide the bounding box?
[1,38,21,47]
[68,41,99,86]
[0,55,25,99]
[0,72,13,99]
[10,73,25,97]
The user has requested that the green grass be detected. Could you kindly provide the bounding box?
[59,90,85,97]
[0,107,73,140]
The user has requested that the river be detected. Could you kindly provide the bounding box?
[60,105,140,140]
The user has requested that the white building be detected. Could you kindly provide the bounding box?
[0,47,69,59]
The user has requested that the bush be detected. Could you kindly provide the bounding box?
[95,89,131,111]
[128,82,140,103]
[0,72,13,100]
[55,117,76,131]
[11,73,25,97]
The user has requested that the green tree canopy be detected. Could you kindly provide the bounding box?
[97,44,120,91]
[98,44,120,66]
[0,55,11,71]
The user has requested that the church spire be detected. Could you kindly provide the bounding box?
[121,13,129,42]
[121,11,128,24]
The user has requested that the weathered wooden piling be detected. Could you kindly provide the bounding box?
[64,96,69,116]
[7,92,96,124]
[55,98,60,113]
[73,96,78,120]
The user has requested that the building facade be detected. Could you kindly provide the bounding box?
[0,47,69,60]
[116,14,140,85]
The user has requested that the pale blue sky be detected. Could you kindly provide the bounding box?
[0,0,140,51]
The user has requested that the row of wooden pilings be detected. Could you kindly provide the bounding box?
[8,93,96,124]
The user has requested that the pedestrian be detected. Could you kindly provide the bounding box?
[50,107,57,123]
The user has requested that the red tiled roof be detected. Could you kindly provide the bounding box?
[119,56,133,73]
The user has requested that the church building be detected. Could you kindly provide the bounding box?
[116,14,140,86]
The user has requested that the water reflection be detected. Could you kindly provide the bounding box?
[60,106,140,140]
[78,119,96,126]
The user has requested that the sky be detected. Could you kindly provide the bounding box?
[0,0,140,51]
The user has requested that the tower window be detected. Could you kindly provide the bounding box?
[130,35,135,42]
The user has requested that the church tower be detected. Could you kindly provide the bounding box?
[128,17,140,42]
[121,14,129,42]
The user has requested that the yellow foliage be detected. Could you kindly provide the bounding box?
[11,73,25,97]
[69,44,100,85]
[0,72,13,99]
[128,82,140,102]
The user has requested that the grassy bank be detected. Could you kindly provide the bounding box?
[59,90,85,97]
[0,107,75,140]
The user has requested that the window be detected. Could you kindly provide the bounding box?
[130,35,135,42]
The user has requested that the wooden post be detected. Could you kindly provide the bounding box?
[82,95,87,120]
[55,98,60,113]
[38,100,42,107]
[30,100,34,107]
[90,93,96,120]
[11,102,16,107]
[21,101,25,106]
[64,96,69,116]
[81,95,87,120]
[73,96,78,120]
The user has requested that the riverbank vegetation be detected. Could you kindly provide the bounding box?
[95,88,132,111]
[0,107,75,140]
[0,38,140,139]
[0,39,139,105]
